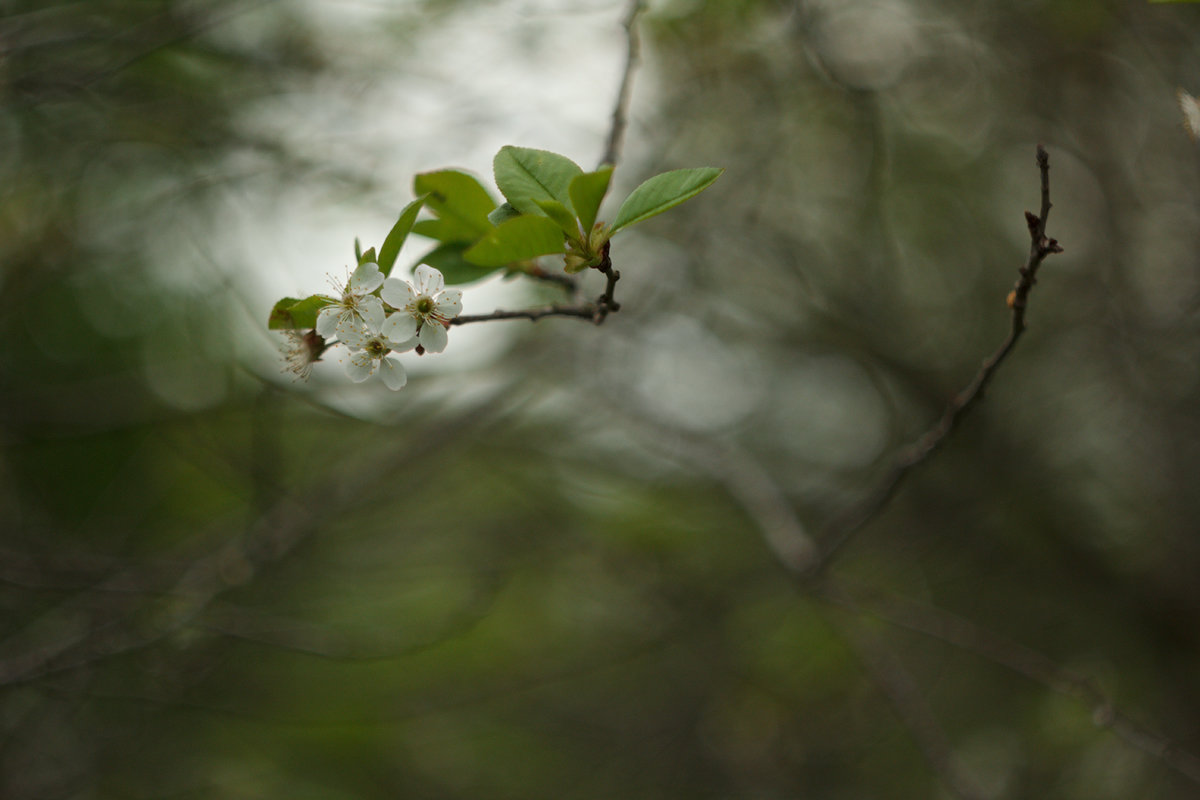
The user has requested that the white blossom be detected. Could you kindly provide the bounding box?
[1181,88,1200,143]
[380,265,462,354]
[279,330,325,381]
[338,323,415,390]
[316,262,386,339]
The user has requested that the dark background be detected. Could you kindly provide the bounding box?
[3,1,1200,797]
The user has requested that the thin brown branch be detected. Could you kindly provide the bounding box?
[815,145,1063,571]
[450,305,595,325]
[593,240,621,323]
[524,264,580,294]
[822,579,1200,786]
[451,241,622,326]
[600,0,646,169]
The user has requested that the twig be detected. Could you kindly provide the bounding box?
[450,306,595,325]
[815,145,1063,571]
[450,242,622,326]
[600,0,646,169]
[524,264,580,294]
[593,241,622,323]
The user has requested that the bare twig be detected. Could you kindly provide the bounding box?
[592,240,622,323]
[815,145,1063,570]
[524,264,580,293]
[600,0,646,169]
[450,305,596,325]
[450,241,622,326]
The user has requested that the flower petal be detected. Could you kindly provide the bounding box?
[344,351,377,382]
[418,320,449,353]
[350,262,384,294]
[435,289,463,318]
[315,306,340,339]
[391,333,418,353]
[337,319,370,349]
[379,357,407,390]
[414,264,444,296]
[358,295,385,332]
[381,278,416,310]
[382,312,419,343]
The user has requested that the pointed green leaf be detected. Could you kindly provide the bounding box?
[487,202,522,226]
[413,170,497,241]
[464,215,566,267]
[418,242,503,285]
[611,167,724,233]
[357,246,377,267]
[534,198,581,240]
[377,194,427,277]
[412,218,461,242]
[268,295,333,330]
[354,237,363,262]
[569,166,613,234]
[493,146,582,217]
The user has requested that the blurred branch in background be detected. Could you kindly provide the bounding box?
[601,0,645,169]
[823,578,1200,786]
[830,606,991,800]
[0,387,509,690]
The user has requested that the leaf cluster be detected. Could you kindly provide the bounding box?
[269,146,721,331]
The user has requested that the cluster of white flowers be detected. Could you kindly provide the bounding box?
[286,262,462,390]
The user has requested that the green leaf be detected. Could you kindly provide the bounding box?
[464,215,566,267]
[611,167,724,233]
[413,170,497,241]
[412,218,462,242]
[487,202,521,226]
[377,194,427,277]
[268,295,332,331]
[357,246,377,267]
[534,198,581,239]
[418,242,503,285]
[493,146,582,217]
[354,237,363,262]
[569,166,613,234]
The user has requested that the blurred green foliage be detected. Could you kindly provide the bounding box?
[3,0,1200,798]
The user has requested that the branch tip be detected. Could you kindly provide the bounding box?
[814,144,1062,571]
